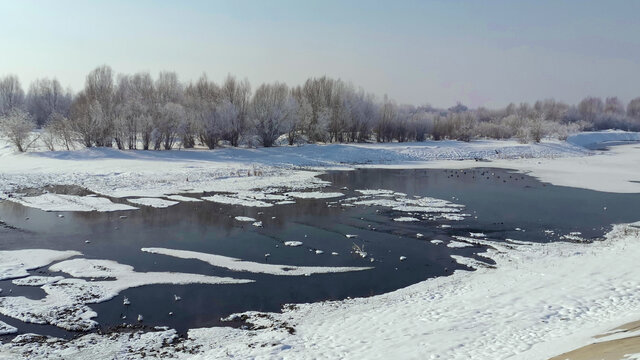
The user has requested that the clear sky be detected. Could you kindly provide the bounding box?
[1,0,639,108]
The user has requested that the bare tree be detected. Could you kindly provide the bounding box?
[627,97,640,120]
[604,97,625,115]
[46,113,75,151]
[0,75,25,116]
[200,100,237,149]
[220,75,251,146]
[0,108,35,152]
[82,65,115,146]
[26,78,72,127]
[578,97,604,123]
[251,82,291,147]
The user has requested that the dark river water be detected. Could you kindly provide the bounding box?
[1,167,639,339]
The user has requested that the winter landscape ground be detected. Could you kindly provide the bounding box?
[0,130,639,359]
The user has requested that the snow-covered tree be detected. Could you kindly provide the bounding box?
[604,97,625,115]
[0,108,35,152]
[578,97,604,123]
[220,75,251,146]
[251,82,291,147]
[627,97,640,120]
[26,78,72,127]
[0,75,25,116]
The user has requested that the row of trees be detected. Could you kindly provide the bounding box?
[1,67,640,152]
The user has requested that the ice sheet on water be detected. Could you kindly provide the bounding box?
[127,197,179,208]
[9,193,137,212]
[141,247,372,276]
[0,249,82,281]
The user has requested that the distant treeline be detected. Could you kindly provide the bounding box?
[1,65,639,152]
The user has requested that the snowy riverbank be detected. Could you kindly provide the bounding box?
[1,130,640,359]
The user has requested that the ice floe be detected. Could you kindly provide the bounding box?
[8,193,137,212]
[127,197,179,208]
[283,241,303,247]
[140,248,372,276]
[234,216,256,222]
[165,195,203,202]
[203,194,273,208]
[0,321,17,335]
[0,249,81,281]
[285,191,344,199]
[447,241,475,248]
[346,192,465,214]
[393,217,420,222]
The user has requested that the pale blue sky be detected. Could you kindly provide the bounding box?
[1,0,639,108]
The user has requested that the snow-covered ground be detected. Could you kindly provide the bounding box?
[1,130,640,359]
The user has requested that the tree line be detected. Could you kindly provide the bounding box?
[1,65,640,152]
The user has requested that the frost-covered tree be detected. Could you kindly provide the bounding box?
[604,97,625,115]
[251,82,291,147]
[44,112,74,151]
[185,74,220,148]
[0,108,35,152]
[0,75,25,116]
[200,101,237,149]
[627,97,640,120]
[345,90,376,143]
[303,76,334,142]
[73,65,116,147]
[578,97,604,123]
[285,88,312,145]
[220,75,251,146]
[26,78,72,127]
[375,96,397,142]
[158,102,185,150]
[155,72,183,104]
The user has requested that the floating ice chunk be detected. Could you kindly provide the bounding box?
[284,241,303,247]
[469,232,486,238]
[315,250,324,255]
[234,216,256,222]
[252,221,263,227]
[203,194,273,208]
[345,234,358,239]
[123,297,130,306]
[127,198,178,208]
[140,248,372,276]
[166,195,203,202]
[394,217,420,222]
[0,249,82,281]
[399,256,407,261]
[285,191,344,199]
[431,239,444,245]
[9,193,137,212]
[447,241,474,248]
[331,252,339,256]
[0,321,18,335]
[355,189,396,196]
[174,295,181,302]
